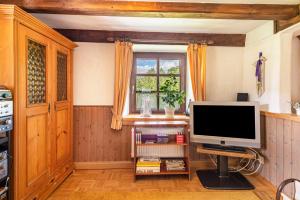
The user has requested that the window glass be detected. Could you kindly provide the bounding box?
[130,53,186,113]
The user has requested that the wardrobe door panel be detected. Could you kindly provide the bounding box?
[52,43,72,170]
[17,24,52,199]
[56,109,70,163]
[26,114,47,184]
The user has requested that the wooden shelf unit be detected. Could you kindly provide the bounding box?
[133,121,190,180]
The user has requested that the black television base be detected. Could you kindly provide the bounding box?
[196,155,254,190]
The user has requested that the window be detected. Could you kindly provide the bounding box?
[130,52,186,113]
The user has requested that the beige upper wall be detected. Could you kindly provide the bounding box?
[73,42,115,105]
[242,21,281,112]
[73,42,244,106]
[206,46,243,101]
[242,21,300,113]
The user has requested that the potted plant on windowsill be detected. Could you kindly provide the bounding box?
[160,74,185,118]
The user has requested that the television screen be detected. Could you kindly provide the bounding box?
[193,105,255,139]
[190,102,260,148]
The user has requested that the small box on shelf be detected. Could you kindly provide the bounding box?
[157,133,169,144]
[176,132,185,144]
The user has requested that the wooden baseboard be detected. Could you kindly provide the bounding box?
[74,160,212,170]
[74,161,133,169]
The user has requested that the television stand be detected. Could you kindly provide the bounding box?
[196,146,255,190]
[202,144,246,153]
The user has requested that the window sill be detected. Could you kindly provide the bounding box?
[123,114,189,125]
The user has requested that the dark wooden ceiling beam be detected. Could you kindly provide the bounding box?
[1,0,299,20]
[275,15,300,33]
[55,29,246,47]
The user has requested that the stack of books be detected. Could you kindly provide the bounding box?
[136,157,161,173]
[136,131,142,144]
[165,159,185,171]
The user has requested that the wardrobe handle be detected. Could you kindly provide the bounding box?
[50,177,55,183]
[48,103,50,113]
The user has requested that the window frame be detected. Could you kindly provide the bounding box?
[130,52,186,114]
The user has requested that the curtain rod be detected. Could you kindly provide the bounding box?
[189,40,214,45]
[107,37,214,45]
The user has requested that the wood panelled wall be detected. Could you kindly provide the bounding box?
[73,106,300,190]
[260,115,300,194]
[73,106,132,161]
[73,106,207,162]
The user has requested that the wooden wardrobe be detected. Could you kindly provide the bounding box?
[0,5,77,200]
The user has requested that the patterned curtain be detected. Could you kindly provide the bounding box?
[187,43,207,101]
[111,41,133,130]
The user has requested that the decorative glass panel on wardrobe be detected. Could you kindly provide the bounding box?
[27,39,46,105]
[57,51,68,101]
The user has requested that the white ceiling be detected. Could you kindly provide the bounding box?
[33,0,298,34]
[33,14,269,34]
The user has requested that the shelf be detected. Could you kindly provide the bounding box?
[0,138,8,146]
[136,142,188,146]
[123,114,189,125]
[136,156,187,158]
[136,170,189,176]
[197,146,256,159]
[0,176,8,183]
[135,158,189,176]
[134,121,188,127]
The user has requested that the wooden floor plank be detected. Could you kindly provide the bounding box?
[48,169,276,200]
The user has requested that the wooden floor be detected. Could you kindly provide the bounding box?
[48,169,276,200]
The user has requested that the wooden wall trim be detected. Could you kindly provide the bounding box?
[4,1,299,20]
[73,106,300,124]
[125,111,300,123]
[74,161,133,169]
[56,29,246,47]
[260,110,300,122]
[123,114,189,126]
[74,105,112,107]
[73,161,213,170]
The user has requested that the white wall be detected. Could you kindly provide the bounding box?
[73,42,115,105]
[280,25,300,113]
[242,21,300,113]
[242,21,282,112]
[206,46,244,101]
[291,36,300,104]
[73,43,244,108]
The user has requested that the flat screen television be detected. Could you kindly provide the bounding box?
[190,101,260,148]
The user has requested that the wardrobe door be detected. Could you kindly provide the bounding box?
[52,43,72,170]
[17,24,51,199]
